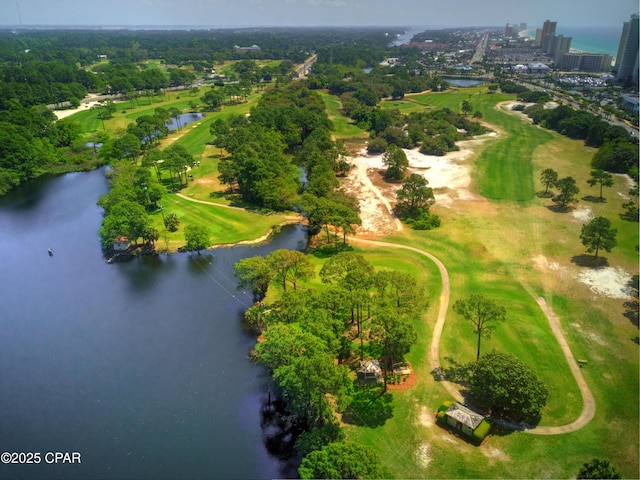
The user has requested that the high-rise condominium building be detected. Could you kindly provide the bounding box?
[615,13,639,84]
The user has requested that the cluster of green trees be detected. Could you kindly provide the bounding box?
[367,107,486,155]
[97,143,198,250]
[523,103,638,178]
[234,251,422,476]
[213,84,361,243]
[0,101,97,194]
[97,161,164,249]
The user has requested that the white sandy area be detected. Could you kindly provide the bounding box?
[344,132,497,232]
[571,204,594,223]
[53,100,101,120]
[578,267,633,299]
[415,443,432,469]
[532,254,634,299]
[52,94,120,120]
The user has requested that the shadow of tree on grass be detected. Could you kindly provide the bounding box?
[342,384,393,427]
[536,191,554,198]
[582,195,606,203]
[546,204,575,213]
[571,254,609,268]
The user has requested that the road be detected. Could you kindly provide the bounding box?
[516,80,639,136]
[295,54,318,79]
[469,33,488,65]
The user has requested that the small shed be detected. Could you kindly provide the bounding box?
[112,236,130,252]
[445,403,485,436]
[357,360,383,384]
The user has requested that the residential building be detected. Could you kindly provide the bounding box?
[557,52,613,72]
[540,19,557,53]
[549,34,572,60]
[615,14,639,83]
[621,94,639,114]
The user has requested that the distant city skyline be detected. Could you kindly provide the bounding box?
[0,0,637,28]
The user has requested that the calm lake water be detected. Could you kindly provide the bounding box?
[0,169,306,479]
[443,77,487,87]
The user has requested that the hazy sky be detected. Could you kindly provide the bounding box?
[1,0,637,28]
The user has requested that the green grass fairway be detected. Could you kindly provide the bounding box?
[318,91,368,139]
[150,194,291,251]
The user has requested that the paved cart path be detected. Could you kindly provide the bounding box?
[349,236,595,434]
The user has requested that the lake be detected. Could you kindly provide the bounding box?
[0,169,306,479]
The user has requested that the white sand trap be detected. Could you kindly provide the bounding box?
[572,205,594,223]
[415,443,432,469]
[578,267,633,299]
[345,134,498,233]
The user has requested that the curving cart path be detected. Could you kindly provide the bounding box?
[349,236,595,434]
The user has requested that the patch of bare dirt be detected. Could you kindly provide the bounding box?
[416,405,434,428]
[415,443,432,469]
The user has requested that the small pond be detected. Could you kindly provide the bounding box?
[166,112,205,131]
[443,77,487,87]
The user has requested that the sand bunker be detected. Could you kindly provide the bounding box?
[578,267,633,299]
[571,205,594,223]
[343,134,498,234]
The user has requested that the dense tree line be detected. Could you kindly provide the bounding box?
[520,99,638,179]
[0,101,98,194]
[0,27,400,70]
[234,251,423,475]
[213,83,362,242]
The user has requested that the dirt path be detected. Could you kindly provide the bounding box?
[349,236,596,434]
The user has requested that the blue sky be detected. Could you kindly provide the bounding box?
[1,0,637,27]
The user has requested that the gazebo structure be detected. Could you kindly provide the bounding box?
[357,359,383,384]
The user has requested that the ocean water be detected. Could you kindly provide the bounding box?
[524,25,621,58]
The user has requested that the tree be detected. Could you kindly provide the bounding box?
[382,144,409,181]
[234,255,275,301]
[267,249,316,291]
[580,216,617,258]
[320,252,374,354]
[461,99,472,115]
[468,350,549,424]
[552,176,579,209]
[587,169,614,200]
[396,173,435,213]
[370,308,417,388]
[183,225,210,254]
[539,168,558,195]
[453,294,506,361]
[256,324,350,427]
[164,213,180,232]
[621,183,638,221]
[200,89,224,110]
[298,441,387,480]
[577,458,621,479]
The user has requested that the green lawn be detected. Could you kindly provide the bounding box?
[150,194,291,252]
[318,91,368,139]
